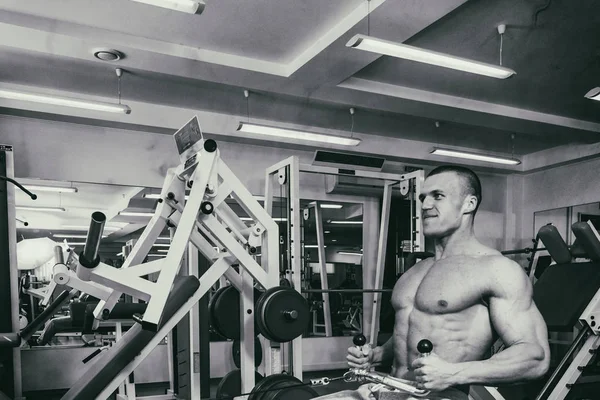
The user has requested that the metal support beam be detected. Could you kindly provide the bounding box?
[369,181,393,344]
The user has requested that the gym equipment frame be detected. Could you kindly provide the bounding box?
[49,116,287,397]
[265,158,424,353]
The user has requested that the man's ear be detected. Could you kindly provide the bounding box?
[463,195,478,215]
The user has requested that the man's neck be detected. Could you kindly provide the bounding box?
[434,224,478,259]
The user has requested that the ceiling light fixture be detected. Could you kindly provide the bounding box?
[130,0,205,14]
[16,206,65,212]
[53,234,108,239]
[61,225,121,231]
[338,251,363,256]
[584,87,600,101]
[144,193,190,200]
[329,220,363,225]
[346,35,515,79]
[237,122,361,147]
[24,185,78,193]
[119,211,156,217]
[430,148,521,165]
[305,245,327,248]
[320,204,343,209]
[0,88,131,114]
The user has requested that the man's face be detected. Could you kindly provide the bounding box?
[419,172,471,238]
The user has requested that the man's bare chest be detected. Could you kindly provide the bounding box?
[392,260,489,315]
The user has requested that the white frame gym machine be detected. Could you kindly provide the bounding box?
[48,116,292,398]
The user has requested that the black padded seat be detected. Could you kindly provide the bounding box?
[62,276,200,400]
[533,262,600,331]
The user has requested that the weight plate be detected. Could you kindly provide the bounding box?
[211,286,262,340]
[209,287,228,338]
[216,369,264,399]
[272,384,318,400]
[263,376,318,400]
[257,287,310,343]
[233,338,263,368]
[248,374,293,400]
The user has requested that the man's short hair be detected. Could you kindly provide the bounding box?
[427,165,482,215]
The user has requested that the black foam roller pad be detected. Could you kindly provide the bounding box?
[572,222,600,262]
[538,225,571,264]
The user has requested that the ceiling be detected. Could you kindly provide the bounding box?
[0,0,597,160]
[3,0,600,259]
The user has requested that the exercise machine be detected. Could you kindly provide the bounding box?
[472,219,600,400]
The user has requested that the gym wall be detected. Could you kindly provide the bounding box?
[1,114,511,252]
[520,156,600,243]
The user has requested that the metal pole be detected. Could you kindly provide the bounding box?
[303,289,393,293]
[535,326,590,400]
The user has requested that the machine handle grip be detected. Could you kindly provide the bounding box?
[417,339,433,356]
[80,212,106,268]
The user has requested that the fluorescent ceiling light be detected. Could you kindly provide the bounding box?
[241,216,288,222]
[237,122,360,147]
[331,239,337,242]
[117,252,123,256]
[16,206,65,212]
[119,211,155,217]
[157,236,171,240]
[346,35,516,79]
[53,234,107,239]
[584,87,600,101]
[157,249,170,253]
[431,148,520,165]
[66,242,88,246]
[147,254,165,258]
[61,225,121,231]
[320,204,343,209]
[305,245,327,248]
[324,231,331,234]
[24,185,77,193]
[0,88,131,114]
[144,193,190,200]
[130,0,205,14]
[152,243,170,247]
[338,251,363,256]
[329,220,363,225]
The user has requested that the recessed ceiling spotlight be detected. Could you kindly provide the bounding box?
[93,48,125,62]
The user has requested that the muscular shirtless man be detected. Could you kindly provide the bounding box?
[316,165,550,400]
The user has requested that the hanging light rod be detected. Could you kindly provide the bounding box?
[24,185,78,193]
[0,88,131,114]
[346,35,516,79]
[584,87,600,101]
[16,206,66,212]
[237,122,360,146]
[129,0,205,14]
[430,148,521,165]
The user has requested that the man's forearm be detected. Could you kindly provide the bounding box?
[452,343,548,386]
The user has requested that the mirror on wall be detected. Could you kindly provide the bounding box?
[533,202,600,245]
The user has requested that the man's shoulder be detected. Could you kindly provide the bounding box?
[481,255,531,296]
